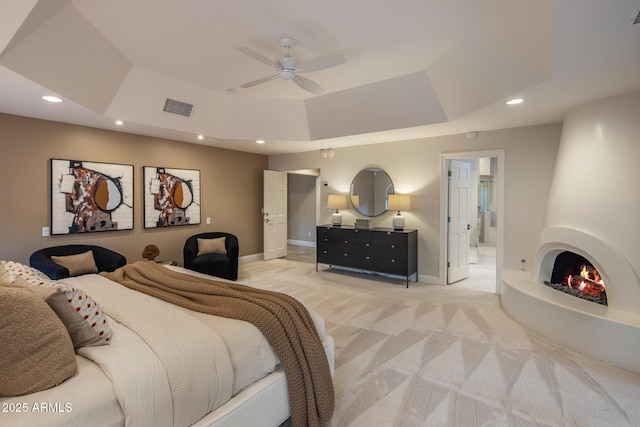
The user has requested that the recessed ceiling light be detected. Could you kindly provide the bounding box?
[114,120,124,126]
[197,135,204,140]
[42,95,62,103]
[505,98,524,105]
[256,139,266,144]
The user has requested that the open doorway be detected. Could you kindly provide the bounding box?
[285,170,320,263]
[440,151,504,294]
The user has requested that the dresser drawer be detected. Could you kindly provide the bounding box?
[320,240,350,252]
[358,242,407,260]
[317,226,344,241]
[373,231,407,247]
[357,242,376,257]
[318,248,358,267]
[360,256,408,275]
[379,243,408,261]
[342,228,373,243]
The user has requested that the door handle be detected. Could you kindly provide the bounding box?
[467,224,472,230]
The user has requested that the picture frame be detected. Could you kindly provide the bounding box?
[51,158,134,235]
[143,166,201,228]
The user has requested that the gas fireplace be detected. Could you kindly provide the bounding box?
[501,91,640,374]
[544,251,607,305]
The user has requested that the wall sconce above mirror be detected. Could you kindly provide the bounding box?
[349,167,394,217]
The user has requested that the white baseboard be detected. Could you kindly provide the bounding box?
[418,273,441,285]
[287,239,316,248]
[239,253,263,263]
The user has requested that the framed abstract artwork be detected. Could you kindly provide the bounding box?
[51,159,134,235]
[143,166,201,228]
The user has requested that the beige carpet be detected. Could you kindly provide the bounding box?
[239,258,640,427]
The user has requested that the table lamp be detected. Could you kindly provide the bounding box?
[327,194,348,226]
[387,194,411,230]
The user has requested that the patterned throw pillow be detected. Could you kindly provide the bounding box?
[1,261,111,347]
[0,261,48,283]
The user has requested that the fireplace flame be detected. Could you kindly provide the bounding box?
[566,264,605,296]
[581,264,603,284]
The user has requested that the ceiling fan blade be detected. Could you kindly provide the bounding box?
[239,74,279,89]
[292,75,325,95]
[237,47,280,70]
[297,54,346,73]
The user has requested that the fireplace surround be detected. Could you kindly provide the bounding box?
[502,91,640,373]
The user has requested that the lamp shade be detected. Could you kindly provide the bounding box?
[388,194,411,212]
[327,194,348,210]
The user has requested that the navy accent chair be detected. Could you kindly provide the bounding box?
[30,245,127,279]
[183,232,239,281]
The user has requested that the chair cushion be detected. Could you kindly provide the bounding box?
[197,237,227,255]
[0,281,77,396]
[192,253,230,266]
[51,250,98,277]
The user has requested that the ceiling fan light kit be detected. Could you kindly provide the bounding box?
[238,37,346,94]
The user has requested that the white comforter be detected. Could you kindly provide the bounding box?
[72,272,235,427]
[0,266,328,427]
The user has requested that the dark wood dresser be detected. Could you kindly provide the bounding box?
[316,225,418,287]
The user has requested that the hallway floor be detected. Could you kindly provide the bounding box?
[452,244,497,294]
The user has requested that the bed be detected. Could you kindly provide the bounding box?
[0,260,334,427]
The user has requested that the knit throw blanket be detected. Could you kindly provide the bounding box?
[101,261,334,427]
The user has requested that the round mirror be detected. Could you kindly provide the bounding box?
[350,168,394,217]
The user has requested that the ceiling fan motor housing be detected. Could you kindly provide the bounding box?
[279,69,296,80]
[278,56,297,79]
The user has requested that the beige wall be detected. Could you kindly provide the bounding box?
[269,123,562,282]
[0,113,267,266]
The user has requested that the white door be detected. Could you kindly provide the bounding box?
[448,160,471,283]
[263,170,287,260]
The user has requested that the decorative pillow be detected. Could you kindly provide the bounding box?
[0,281,77,396]
[0,263,9,282]
[0,260,48,283]
[197,237,227,256]
[51,250,98,277]
[14,275,112,348]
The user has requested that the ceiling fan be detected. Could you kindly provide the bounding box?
[237,37,346,95]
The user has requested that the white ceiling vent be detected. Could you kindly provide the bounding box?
[163,98,193,117]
